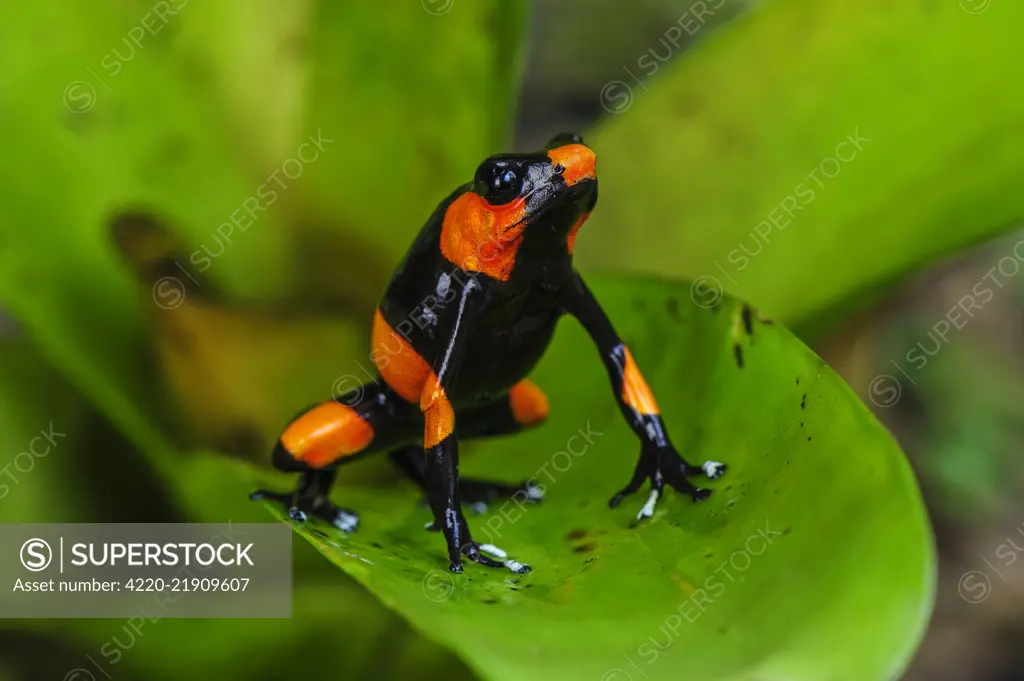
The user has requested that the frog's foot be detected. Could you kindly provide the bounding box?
[460,478,545,515]
[250,487,360,534]
[610,446,724,521]
[463,542,531,574]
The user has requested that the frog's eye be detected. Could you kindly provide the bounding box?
[474,162,522,206]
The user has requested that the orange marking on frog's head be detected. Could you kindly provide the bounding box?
[441,133,598,276]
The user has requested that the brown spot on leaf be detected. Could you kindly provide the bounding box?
[733,344,744,369]
[741,304,754,336]
[567,529,588,541]
[666,297,683,324]
[573,542,597,554]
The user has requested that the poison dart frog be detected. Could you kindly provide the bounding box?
[250,133,727,574]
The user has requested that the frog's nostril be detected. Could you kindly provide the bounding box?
[546,143,596,187]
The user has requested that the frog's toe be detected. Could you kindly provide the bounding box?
[470,543,532,574]
[700,460,727,479]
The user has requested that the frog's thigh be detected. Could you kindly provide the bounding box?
[456,379,549,439]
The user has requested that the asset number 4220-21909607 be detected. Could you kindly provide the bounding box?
[124,577,250,592]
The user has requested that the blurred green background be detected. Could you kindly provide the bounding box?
[0,0,1022,679]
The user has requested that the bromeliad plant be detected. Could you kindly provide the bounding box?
[2,0,1022,679]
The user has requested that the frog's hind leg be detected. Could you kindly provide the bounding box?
[250,467,362,532]
[251,382,417,533]
[389,379,549,515]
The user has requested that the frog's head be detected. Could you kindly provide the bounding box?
[472,132,597,243]
[441,133,597,279]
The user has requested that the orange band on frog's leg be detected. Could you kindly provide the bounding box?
[280,402,374,468]
[421,374,456,448]
[509,379,550,426]
[620,347,660,416]
[371,308,432,403]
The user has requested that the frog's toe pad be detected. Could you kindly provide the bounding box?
[477,543,532,574]
[524,481,545,501]
[637,488,665,520]
[331,509,360,533]
[701,460,727,479]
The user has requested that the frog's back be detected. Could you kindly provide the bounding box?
[370,186,472,404]
[370,185,562,408]
[381,185,468,313]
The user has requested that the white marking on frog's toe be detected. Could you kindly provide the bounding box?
[334,511,359,533]
[702,461,725,479]
[525,483,545,501]
[479,543,508,559]
[468,501,488,515]
[504,559,530,574]
[637,489,660,520]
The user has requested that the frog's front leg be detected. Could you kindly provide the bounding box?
[562,271,726,520]
[420,277,531,573]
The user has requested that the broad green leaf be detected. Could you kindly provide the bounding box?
[0,0,309,471]
[253,274,935,681]
[579,0,1024,325]
[0,0,530,472]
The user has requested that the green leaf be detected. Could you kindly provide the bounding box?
[579,0,1024,325]
[256,274,935,681]
[0,339,92,523]
[0,0,530,470]
[0,0,307,473]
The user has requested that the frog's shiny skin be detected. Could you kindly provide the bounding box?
[250,133,726,574]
